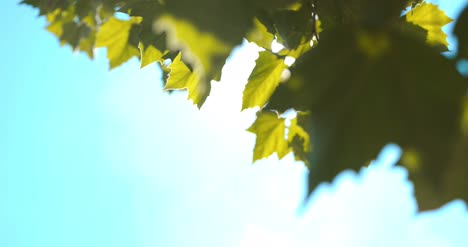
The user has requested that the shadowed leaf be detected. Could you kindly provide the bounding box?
[269,27,466,210]
[454,6,468,59]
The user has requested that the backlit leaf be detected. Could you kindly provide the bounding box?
[406,2,452,49]
[246,18,275,50]
[155,14,231,79]
[165,52,209,107]
[248,112,290,161]
[23,0,468,212]
[96,17,142,69]
[139,43,166,68]
[242,51,287,110]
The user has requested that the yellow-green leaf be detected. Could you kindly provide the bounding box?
[154,14,231,78]
[406,2,452,48]
[278,41,313,59]
[96,17,142,69]
[139,43,166,68]
[245,18,275,50]
[247,112,290,161]
[242,51,287,110]
[165,52,209,107]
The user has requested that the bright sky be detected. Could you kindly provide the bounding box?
[1,0,468,246]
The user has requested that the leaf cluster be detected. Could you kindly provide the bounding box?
[22,0,468,210]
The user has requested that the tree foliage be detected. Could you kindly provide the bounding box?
[22,0,468,211]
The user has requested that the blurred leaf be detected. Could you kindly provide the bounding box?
[242,51,287,110]
[316,0,407,29]
[246,18,275,50]
[163,0,259,44]
[21,0,70,16]
[96,17,142,69]
[155,15,231,79]
[272,4,315,50]
[248,112,290,161]
[60,22,91,49]
[79,30,96,58]
[406,2,452,49]
[45,7,97,57]
[119,0,163,21]
[269,28,467,210]
[454,5,468,59]
[288,114,311,163]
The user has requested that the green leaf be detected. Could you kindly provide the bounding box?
[406,2,452,49]
[247,112,290,161]
[78,30,96,59]
[454,6,468,59]
[288,114,312,163]
[316,0,407,29]
[155,0,299,84]
[96,17,142,69]
[60,22,91,49]
[278,41,313,59]
[44,7,97,58]
[165,52,210,107]
[119,0,163,21]
[21,0,70,16]
[242,51,287,110]
[272,4,315,50]
[245,18,275,50]
[269,27,467,210]
[155,14,231,79]
[163,0,255,45]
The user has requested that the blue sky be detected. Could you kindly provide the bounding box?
[1,0,468,246]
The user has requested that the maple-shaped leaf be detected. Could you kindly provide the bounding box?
[268,27,467,210]
[406,2,452,50]
[156,0,301,94]
[248,112,290,161]
[139,43,167,68]
[96,17,142,69]
[165,52,210,107]
[242,51,287,110]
